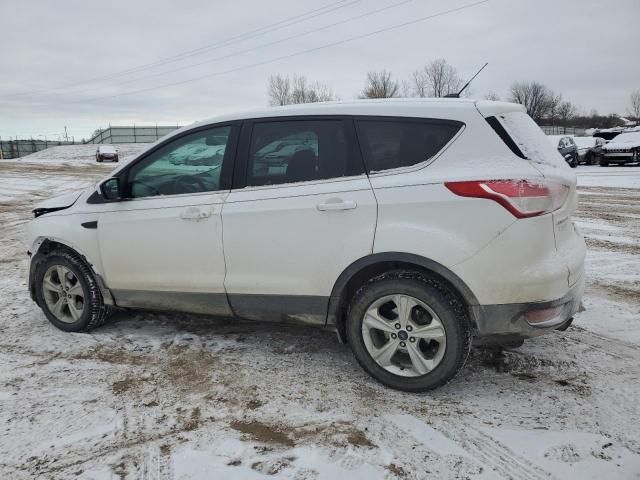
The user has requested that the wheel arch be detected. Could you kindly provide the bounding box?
[29,238,114,306]
[327,252,479,343]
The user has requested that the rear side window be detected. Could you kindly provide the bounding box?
[355,118,462,173]
[247,119,362,186]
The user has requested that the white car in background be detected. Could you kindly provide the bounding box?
[25,100,585,392]
[600,131,640,166]
[95,145,119,163]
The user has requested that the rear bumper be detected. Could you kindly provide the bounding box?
[472,270,585,339]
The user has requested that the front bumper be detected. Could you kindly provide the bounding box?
[472,271,585,339]
[603,152,635,163]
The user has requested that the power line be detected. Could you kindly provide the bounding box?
[68,0,414,97]
[14,0,360,97]
[85,0,491,103]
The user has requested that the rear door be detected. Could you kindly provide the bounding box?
[221,116,377,324]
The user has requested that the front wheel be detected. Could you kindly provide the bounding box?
[346,271,471,392]
[34,249,112,332]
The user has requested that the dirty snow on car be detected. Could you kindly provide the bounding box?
[1,154,639,479]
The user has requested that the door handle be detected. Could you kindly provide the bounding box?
[180,206,211,220]
[317,199,357,211]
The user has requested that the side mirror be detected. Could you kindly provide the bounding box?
[100,177,122,201]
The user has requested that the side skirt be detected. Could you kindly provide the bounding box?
[227,294,328,327]
[112,290,233,317]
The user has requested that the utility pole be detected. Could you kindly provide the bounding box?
[64,126,69,142]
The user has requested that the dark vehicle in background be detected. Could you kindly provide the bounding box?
[96,145,119,163]
[573,136,605,165]
[589,128,623,142]
[548,135,578,168]
[600,131,640,166]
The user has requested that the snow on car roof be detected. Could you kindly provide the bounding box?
[97,145,116,152]
[610,131,640,143]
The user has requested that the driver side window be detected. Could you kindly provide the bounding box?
[128,125,231,198]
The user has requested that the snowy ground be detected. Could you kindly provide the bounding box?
[0,152,639,479]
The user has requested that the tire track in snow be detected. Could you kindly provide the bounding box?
[388,414,554,480]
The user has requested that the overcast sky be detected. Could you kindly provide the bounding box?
[1,0,638,140]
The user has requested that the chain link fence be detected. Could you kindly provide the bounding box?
[0,125,181,159]
[541,125,587,136]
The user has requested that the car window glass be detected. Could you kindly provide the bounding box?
[128,126,231,198]
[355,119,462,173]
[247,120,360,186]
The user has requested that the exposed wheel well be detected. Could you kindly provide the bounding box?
[330,256,478,344]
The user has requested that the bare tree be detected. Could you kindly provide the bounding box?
[509,81,558,123]
[629,90,640,118]
[484,92,500,101]
[408,59,463,98]
[268,74,337,106]
[557,100,577,126]
[360,70,400,99]
[268,75,291,106]
[547,93,563,125]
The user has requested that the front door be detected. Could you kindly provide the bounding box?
[222,117,377,324]
[97,124,237,315]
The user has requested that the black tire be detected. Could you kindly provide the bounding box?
[600,161,608,167]
[346,271,471,392]
[34,249,111,332]
[570,154,578,168]
[97,157,103,163]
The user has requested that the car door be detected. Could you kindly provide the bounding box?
[221,116,377,325]
[96,123,238,315]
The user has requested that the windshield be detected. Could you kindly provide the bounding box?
[99,145,116,153]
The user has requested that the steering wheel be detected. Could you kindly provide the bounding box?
[129,179,161,196]
[173,175,207,194]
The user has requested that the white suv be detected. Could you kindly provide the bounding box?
[26,99,586,391]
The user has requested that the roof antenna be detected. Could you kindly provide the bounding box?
[445,62,488,98]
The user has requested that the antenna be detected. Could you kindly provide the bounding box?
[445,62,488,98]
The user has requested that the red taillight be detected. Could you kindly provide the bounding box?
[444,179,569,218]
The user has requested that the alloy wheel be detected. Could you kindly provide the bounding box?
[361,294,447,377]
[42,265,85,324]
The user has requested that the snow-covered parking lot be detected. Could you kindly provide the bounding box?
[1,149,639,479]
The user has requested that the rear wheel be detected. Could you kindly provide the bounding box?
[600,160,609,167]
[346,271,471,392]
[35,249,111,332]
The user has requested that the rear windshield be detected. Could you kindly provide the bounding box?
[494,112,566,168]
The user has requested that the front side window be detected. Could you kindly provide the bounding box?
[247,120,361,187]
[356,119,462,173]
[128,126,231,198]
